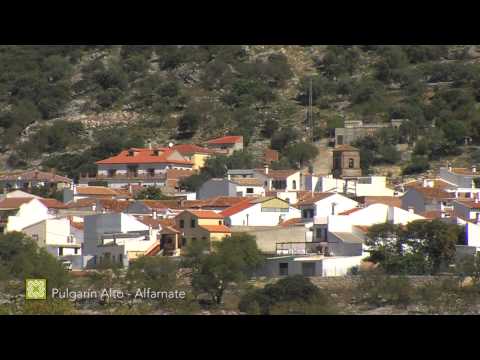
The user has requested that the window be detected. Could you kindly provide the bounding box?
[279,263,289,276]
[180,220,185,229]
[58,247,64,256]
[191,219,196,228]
[246,188,254,194]
[337,135,344,145]
[118,254,123,264]
[218,220,223,225]
[302,263,315,277]
[74,248,79,255]
[348,158,355,169]
[192,237,197,242]
[181,238,187,247]
[32,234,39,242]
[108,169,117,177]
[148,168,155,177]
[292,180,297,190]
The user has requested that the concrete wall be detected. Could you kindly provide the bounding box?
[6,199,51,232]
[231,226,308,254]
[197,179,236,200]
[258,256,364,277]
[226,202,301,227]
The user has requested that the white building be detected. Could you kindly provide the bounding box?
[0,197,66,234]
[311,175,395,197]
[22,218,82,258]
[296,192,359,222]
[222,197,301,227]
[83,213,160,268]
[314,203,426,258]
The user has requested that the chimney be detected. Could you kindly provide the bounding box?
[448,163,452,172]
[423,179,428,188]
[472,165,477,174]
[153,210,157,220]
[331,202,337,215]
[227,173,231,181]
[408,207,415,214]
[264,164,269,175]
[148,141,152,150]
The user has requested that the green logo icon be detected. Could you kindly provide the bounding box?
[26,279,47,300]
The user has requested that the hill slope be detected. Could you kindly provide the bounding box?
[1,45,480,180]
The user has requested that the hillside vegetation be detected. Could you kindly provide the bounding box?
[1,45,480,180]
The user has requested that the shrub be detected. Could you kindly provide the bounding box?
[239,276,331,315]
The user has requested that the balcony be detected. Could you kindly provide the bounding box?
[276,242,328,256]
[80,173,167,182]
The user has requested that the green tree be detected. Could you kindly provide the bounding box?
[135,186,170,200]
[239,276,329,315]
[127,256,177,291]
[284,142,319,168]
[0,232,70,290]
[189,233,264,305]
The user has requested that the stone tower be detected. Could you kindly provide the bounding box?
[332,145,362,178]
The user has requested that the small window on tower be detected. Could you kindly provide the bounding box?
[349,158,355,169]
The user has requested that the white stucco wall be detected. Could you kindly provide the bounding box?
[227,203,301,227]
[6,199,51,232]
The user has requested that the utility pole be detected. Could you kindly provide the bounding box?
[309,77,314,142]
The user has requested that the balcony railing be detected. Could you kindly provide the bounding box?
[80,173,167,181]
[276,242,327,256]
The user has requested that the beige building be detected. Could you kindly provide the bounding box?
[175,210,231,248]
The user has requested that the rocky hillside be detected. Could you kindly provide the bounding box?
[1,45,480,179]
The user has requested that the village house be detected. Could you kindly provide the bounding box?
[311,175,395,197]
[295,192,359,222]
[401,181,456,215]
[80,147,194,188]
[197,178,265,199]
[83,212,162,268]
[439,164,480,192]
[22,218,82,260]
[170,144,217,171]
[454,195,480,224]
[63,185,132,203]
[0,197,66,234]
[205,135,244,155]
[0,170,72,192]
[221,197,301,227]
[312,203,426,257]
[175,210,231,248]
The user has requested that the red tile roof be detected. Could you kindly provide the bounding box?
[280,218,303,227]
[333,145,359,152]
[220,199,255,217]
[70,222,84,230]
[0,170,72,183]
[39,199,67,209]
[0,197,66,210]
[186,210,224,219]
[165,169,194,180]
[0,198,33,209]
[96,148,193,165]
[206,136,243,145]
[296,192,335,206]
[76,186,125,196]
[406,187,454,200]
[171,144,216,155]
[264,149,279,164]
[362,196,402,208]
[200,225,232,233]
[339,207,361,215]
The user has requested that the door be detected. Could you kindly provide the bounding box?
[302,262,315,277]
